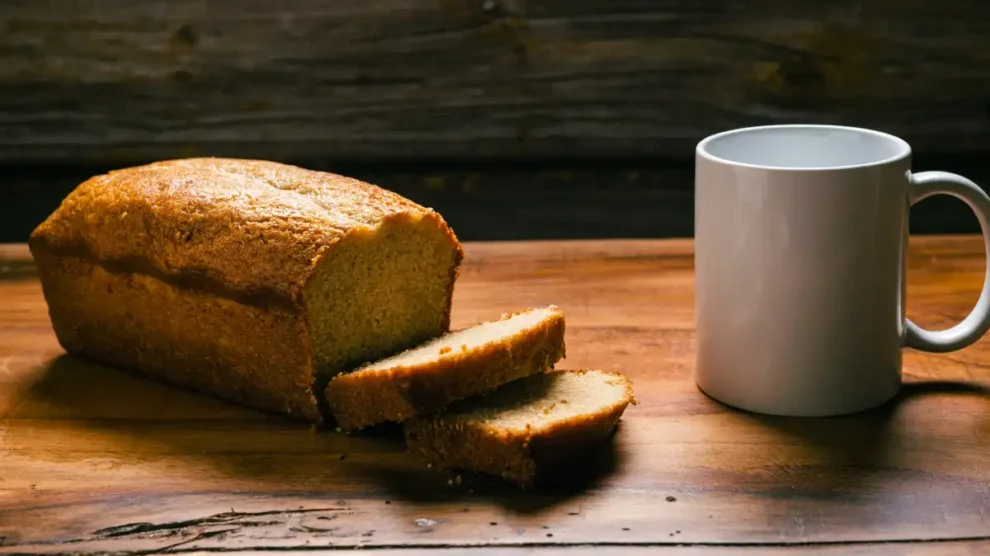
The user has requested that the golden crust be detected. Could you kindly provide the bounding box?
[326,307,566,431]
[403,369,635,489]
[31,250,322,421]
[29,157,438,306]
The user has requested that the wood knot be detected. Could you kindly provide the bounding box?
[171,69,194,84]
[172,24,199,47]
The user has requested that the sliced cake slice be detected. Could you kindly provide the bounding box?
[403,369,635,489]
[325,306,566,431]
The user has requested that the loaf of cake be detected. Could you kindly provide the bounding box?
[404,369,635,488]
[29,158,463,423]
[326,306,566,431]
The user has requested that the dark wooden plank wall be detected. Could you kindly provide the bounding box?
[2,0,990,241]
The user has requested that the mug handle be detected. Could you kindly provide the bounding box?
[905,171,990,352]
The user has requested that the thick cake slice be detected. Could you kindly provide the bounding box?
[326,306,565,431]
[403,369,634,489]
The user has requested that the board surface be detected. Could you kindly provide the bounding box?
[1,237,989,554]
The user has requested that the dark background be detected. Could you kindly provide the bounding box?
[2,0,989,242]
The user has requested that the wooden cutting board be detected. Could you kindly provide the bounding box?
[1,238,988,555]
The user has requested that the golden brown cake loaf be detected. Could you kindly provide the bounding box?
[403,369,634,488]
[29,158,463,423]
[326,306,566,431]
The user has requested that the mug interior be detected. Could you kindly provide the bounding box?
[697,125,911,170]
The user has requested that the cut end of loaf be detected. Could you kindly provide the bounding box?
[403,369,634,489]
[304,210,462,378]
[325,305,566,431]
[304,210,461,422]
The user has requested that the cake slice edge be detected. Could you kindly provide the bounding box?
[403,369,635,489]
[325,306,566,431]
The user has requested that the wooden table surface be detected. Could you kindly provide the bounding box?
[1,237,989,555]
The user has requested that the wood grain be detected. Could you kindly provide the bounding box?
[176,545,990,556]
[1,237,989,554]
[1,0,989,164]
[161,545,990,556]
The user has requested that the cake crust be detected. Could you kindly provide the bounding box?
[29,158,452,306]
[31,248,322,420]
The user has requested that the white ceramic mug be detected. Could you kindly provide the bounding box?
[694,124,990,416]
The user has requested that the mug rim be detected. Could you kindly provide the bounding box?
[696,124,912,172]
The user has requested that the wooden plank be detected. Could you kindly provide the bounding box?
[1,0,989,164]
[177,544,990,556]
[1,237,989,554]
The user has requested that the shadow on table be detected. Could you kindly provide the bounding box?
[725,378,990,492]
[356,423,628,514]
[693,377,990,536]
[16,353,626,514]
[735,379,990,457]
